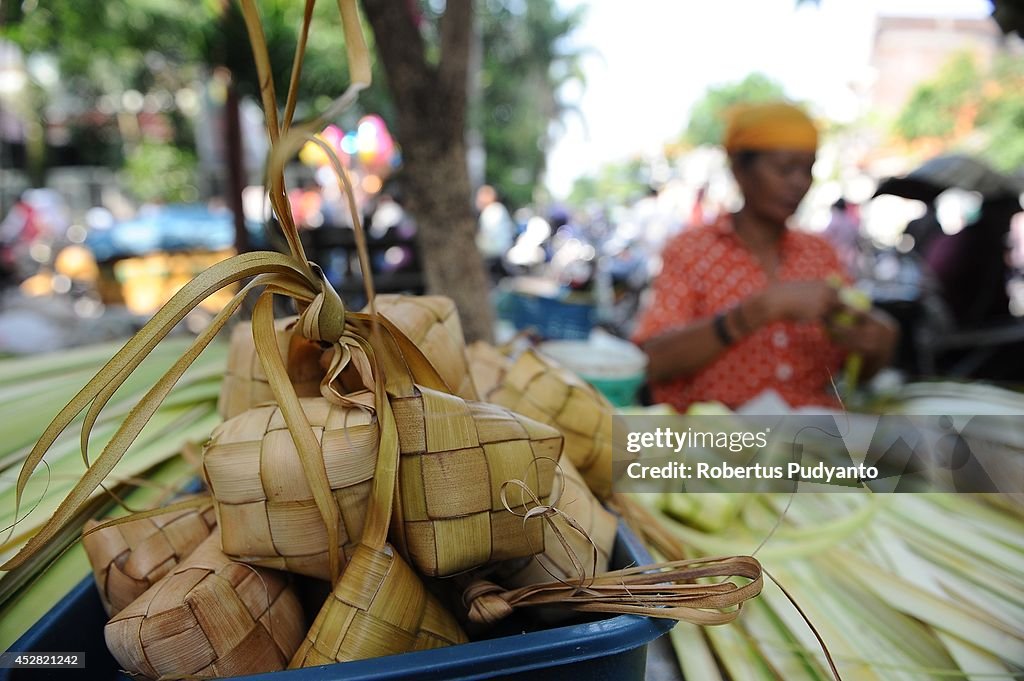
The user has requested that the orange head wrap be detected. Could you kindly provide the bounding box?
[723,102,818,155]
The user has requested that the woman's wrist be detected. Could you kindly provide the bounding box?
[713,311,735,347]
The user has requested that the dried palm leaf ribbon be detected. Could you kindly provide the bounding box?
[363,295,479,401]
[458,469,762,627]
[202,392,378,580]
[218,316,324,419]
[239,0,371,268]
[1,254,335,573]
[462,554,763,626]
[207,263,429,583]
[2,0,371,580]
[210,0,498,587]
[485,457,617,595]
[342,314,564,578]
[449,460,600,628]
[286,316,468,666]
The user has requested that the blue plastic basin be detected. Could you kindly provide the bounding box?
[2,522,671,680]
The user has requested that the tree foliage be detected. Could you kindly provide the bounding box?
[477,0,584,209]
[568,157,649,207]
[894,51,1024,173]
[683,72,788,147]
[894,53,979,141]
[0,0,393,164]
[123,141,198,203]
[206,1,393,121]
[976,55,1024,172]
[2,0,207,93]
[2,0,577,208]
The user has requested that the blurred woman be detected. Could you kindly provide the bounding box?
[633,102,897,411]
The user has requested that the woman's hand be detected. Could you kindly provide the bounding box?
[757,281,841,324]
[828,308,898,356]
[828,307,900,380]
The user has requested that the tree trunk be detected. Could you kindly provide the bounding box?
[361,0,494,343]
[224,76,250,253]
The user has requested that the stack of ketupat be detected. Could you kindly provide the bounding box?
[1,286,762,677]
[0,2,763,678]
[83,287,639,676]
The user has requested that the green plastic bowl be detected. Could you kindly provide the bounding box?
[538,339,648,407]
[583,373,647,407]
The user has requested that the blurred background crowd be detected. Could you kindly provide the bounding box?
[0,0,1022,392]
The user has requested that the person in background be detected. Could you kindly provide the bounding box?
[822,197,861,276]
[368,191,418,274]
[632,102,897,412]
[0,193,39,284]
[924,195,1020,328]
[475,184,515,282]
[904,202,942,256]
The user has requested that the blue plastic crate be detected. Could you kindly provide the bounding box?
[2,522,672,681]
[499,291,595,340]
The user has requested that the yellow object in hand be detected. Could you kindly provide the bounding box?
[827,277,871,394]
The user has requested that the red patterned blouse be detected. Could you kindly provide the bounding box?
[632,214,849,411]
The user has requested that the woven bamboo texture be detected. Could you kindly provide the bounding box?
[488,456,616,591]
[466,341,512,401]
[202,394,378,579]
[366,295,478,401]
[83,498,218,616]
[104,530,305,679]
[290,543,467,666]
[281,312,472,665]
[218,317,324,420]
[392,387,564,577]
[487,349,615,499]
